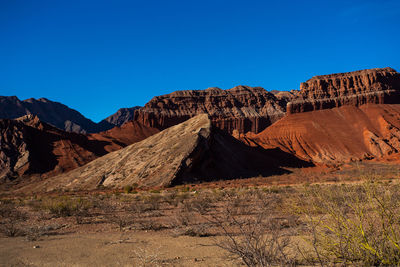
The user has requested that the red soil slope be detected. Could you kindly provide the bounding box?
[89,121,159,151]
[248,104,400,163]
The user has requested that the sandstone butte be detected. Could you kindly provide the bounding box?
[133,85,294,134]
[0,115,158,183]
[29,114,311,192]
[249,67,400,163]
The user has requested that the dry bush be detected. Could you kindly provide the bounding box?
[295,182,400,266]
[162,191,180,207]
[183,223,212,237]
[0,201,27,237]
[39,197,91,223]
[206,193,296,266]
[98,199,134,231]
[136,220,165,231]
[24,225,47,241]
[187,195,214,215]
[133,244,163,267]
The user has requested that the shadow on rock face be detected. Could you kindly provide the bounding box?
[171,127,313,185]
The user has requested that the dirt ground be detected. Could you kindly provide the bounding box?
[1,161,400,267]
[0,231,239,267]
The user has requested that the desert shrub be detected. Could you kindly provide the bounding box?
[133,244,162,267]
[163,191,179,207]
[187,195,214,215]
[205,194,296,266]
[136,220,165,231]
[103,201,135,231]
[124,185,133,194]
[183,223,212,237]
[42,197,91,222]
[295,182,400,266]
[0,201,27,237]
[25,225,47,241]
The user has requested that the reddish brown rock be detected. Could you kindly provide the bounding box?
[32,115,311,191]
[249,104,400,163]
[270,89,299,102]
[134,86,287,134]
[288,67,400,114]
[89,120,159,151]
[0,115,158,183]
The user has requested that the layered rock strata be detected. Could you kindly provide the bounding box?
[250,104,400,163]
[134,86,287,134]
[287,67,400,114]
[35,114,311,191]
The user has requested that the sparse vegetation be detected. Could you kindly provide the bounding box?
[294,182,400,266]
[2,172,400,266]
[0,201,27,237]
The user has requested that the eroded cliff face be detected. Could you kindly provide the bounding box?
[250,104,400,163]
[288,67,400,114]
[0,119,30,180]
[134,86,288,134]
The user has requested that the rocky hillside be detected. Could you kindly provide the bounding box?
[0,96,143,133]
[90,120,159,149]
[0,96,107,133]
[287,67,400,114]
[134,86,289,134]
[249,104,400,163]
[0,115,158,183]
[35,114,311,191]
[100,107,141,127]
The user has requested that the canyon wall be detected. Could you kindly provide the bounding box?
[134,86,290,134]
[287,67,400,114]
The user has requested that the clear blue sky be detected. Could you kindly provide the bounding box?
[1,0,399,122]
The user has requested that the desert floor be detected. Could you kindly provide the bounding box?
[1,161,400,266]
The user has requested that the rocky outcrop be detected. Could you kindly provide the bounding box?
[270,90,299,102]
[35,114,311,191]
[249,104,400,163]
[0,115,158,183]
[100,107,141,127]
[134,86,287,134]
[90,120,159,150]
[0,96,111,133]
[287,67,400,114]
[0,119,30,181]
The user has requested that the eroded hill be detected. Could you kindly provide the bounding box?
[32,114,310,191]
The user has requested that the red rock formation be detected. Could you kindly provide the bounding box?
[0,116,158,182]
[288,67,400,114]
[89,120,159,151]
[270,89,299,102]
[33,115,311,191]
[134,86,287,134]
[249,104,400,163]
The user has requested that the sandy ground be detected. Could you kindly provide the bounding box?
[0,230,240,267]
[1,161,400,267]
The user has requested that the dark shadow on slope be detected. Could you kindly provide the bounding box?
[24,124,115,175]
[171,127,314,185]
